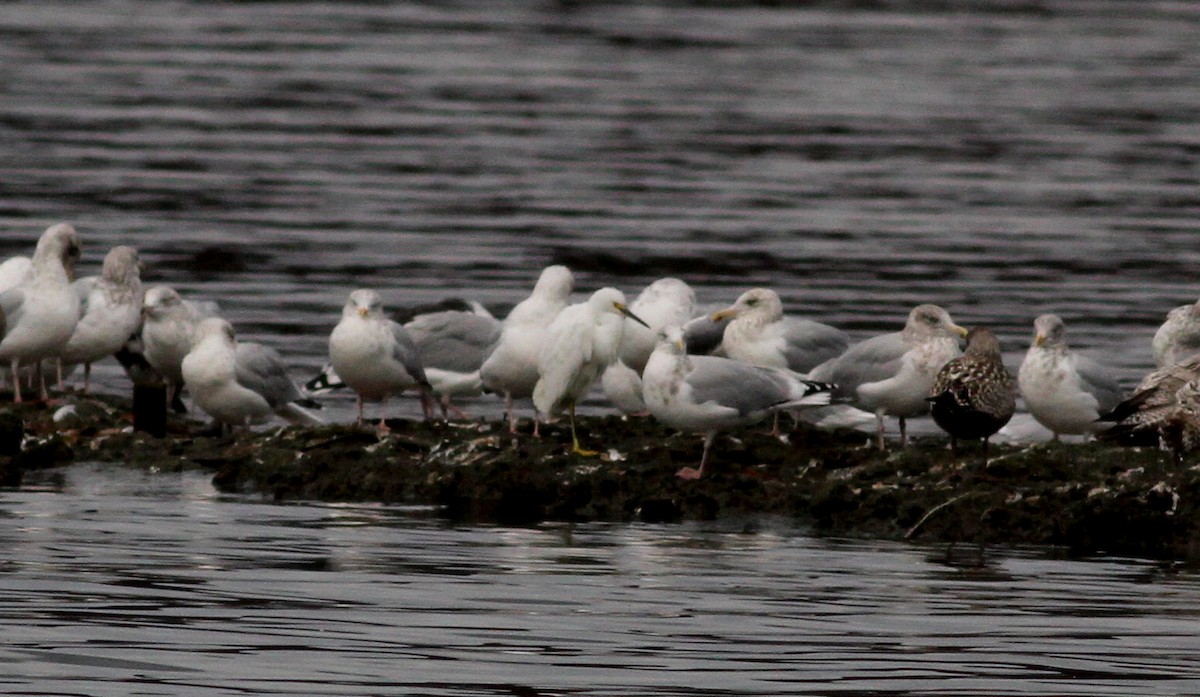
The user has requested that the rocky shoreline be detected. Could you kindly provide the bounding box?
[4,393,1198,563]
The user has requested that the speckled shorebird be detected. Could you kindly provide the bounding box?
[1017,314,1123,440]
[1152,299,1200,368]
[1100,354,1200,458]
[927,327,1016,458]
[809,304,968,449]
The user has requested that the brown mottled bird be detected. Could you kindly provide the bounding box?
[1100,354,1200,462]
[927,327,1016,458]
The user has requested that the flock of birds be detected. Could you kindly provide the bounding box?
[4,223,1200,477]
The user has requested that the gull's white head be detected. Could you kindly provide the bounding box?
[711,287,784,324]
[193,316,236,348]
[143,285,183,319]
[906,304,969,340]
[655,325,687,355]
[1032,313,1066,348]
[345,288,384,319]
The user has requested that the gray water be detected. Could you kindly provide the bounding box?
[3,2,1200,692]
[3,463,1200,696]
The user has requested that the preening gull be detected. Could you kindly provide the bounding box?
[61,245,143,392]
[141,285,220,410]
[1017,314,1122,440]
[0,223,83,402]
[642,326,833,479]
[809,304,968,449]
[182,317,322,429]
[711,288,849,373]
[533,287,648,456]
[403,309,501,419]
[927,327,1016,458]
[480,265,574,433]
[329,289,431,428]
[1152,300,1200,368]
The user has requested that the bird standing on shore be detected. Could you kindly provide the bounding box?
[809,304,968,449]
[141,285,220,410]
[712,288,849,373]
[183,317,322,430]
[533,287,648,456]
[329,289,431,429]
[1017,314,1122,440]
[402,308,501,419]
[61,245,144,392]
[927,327,1016,458]
[643,326,834,479]
[0,223,83,402]
[480,265,574,434]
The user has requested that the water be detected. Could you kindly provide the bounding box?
[1,464,1198,696]
[3,3,1200,692]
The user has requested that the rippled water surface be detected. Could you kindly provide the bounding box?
[3,0,1200,423]
[2,464,1199,696]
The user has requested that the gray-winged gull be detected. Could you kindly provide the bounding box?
[711,288,849,373]
[403,309,501,419]
[329,288,431,429]
[182,317,322,429]
[643,326,833,479]
[1017,314,1122,440]
[809,303,968,449]
[533,287,648,456]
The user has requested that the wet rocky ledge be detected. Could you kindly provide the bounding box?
[3,393,1199,564]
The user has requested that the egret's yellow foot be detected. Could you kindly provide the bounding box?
[568,403,598,457]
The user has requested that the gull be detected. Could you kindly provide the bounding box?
[711,288,849,373]
[141,285,220,410]
[0,256,33,293]
[480,265,574,433]
[1152,300,1200,368]
[403,309,501,419]
[1017,314,1122,440]
[533,287,648,456]
[1099,354,1200,453]
[182,318,322,430]
[0,223,83,402]
[928,327,1016,459]
[60,246,143,392]
[643,326,834,479]
[809,304,968,449]
[619,277,696,374]
[328,289,431,428]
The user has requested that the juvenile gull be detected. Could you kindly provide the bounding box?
[0,223,83,402]
[182,318,322,430]
[480,265,574,433]
[809,304,968,449]
[329,289,431,428]
[61,246,143,392]
[712,288,849,373]
[533,287,648,456]
[643,326,834,479]
[141,285,221,410]
[403,309,501,419]
[1152,300,1200,368]
[1099,354,1200,452]
[1017,314,1122,440]
[927,327,1016,458]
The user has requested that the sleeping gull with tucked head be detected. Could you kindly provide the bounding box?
[0,222,83,402]
[329,289,431,429]
[403,307,501,419]
[809,303,968,449]
[533,287,648,456]
[182,317,322,430]
[643,326,834,479]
